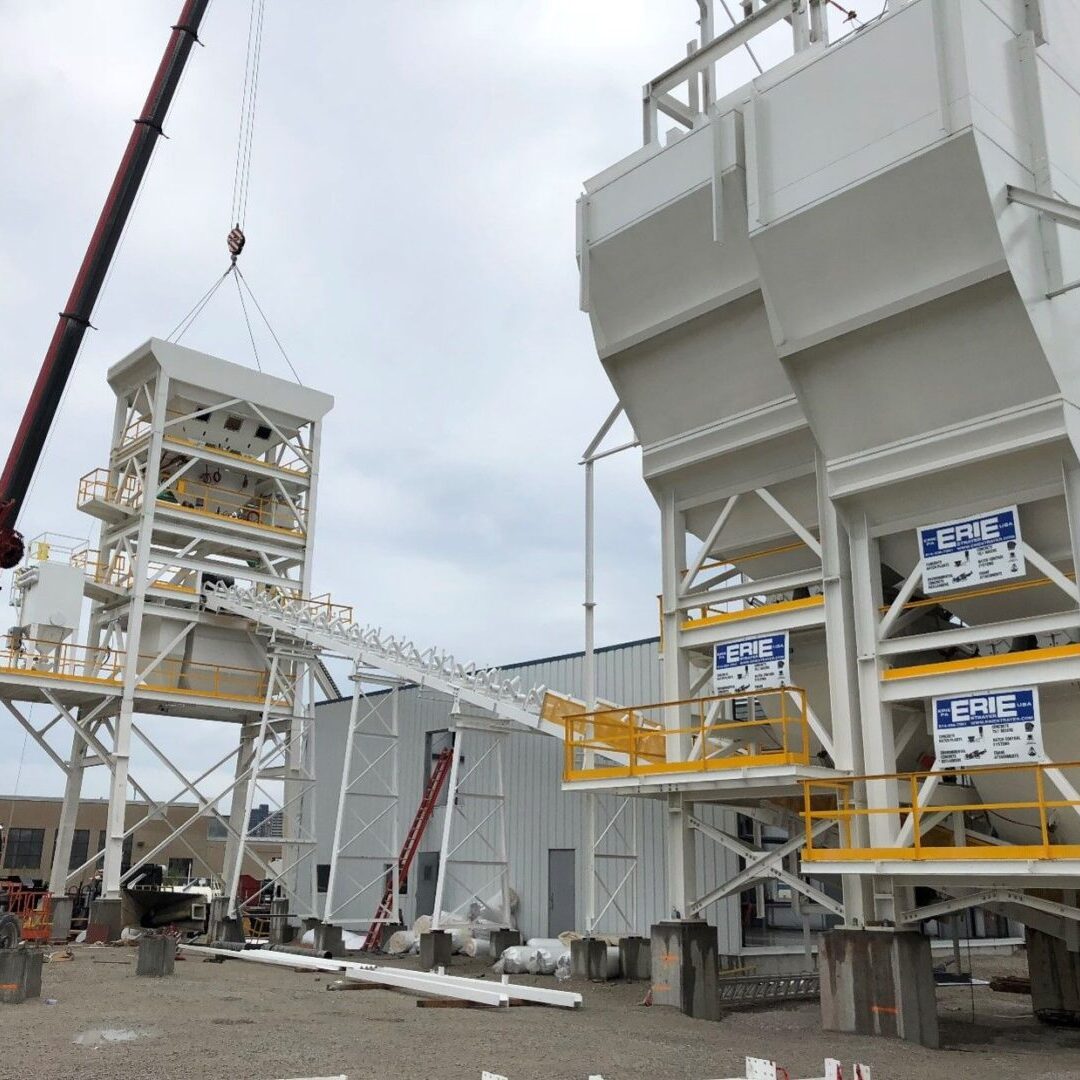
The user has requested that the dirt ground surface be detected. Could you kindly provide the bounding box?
[2,946,1079,1080]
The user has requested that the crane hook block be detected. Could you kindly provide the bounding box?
[227,226,246,262]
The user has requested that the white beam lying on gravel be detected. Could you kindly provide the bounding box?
[344,967,508,1007]
[346,967,582,1008]
[179,945,582,1009]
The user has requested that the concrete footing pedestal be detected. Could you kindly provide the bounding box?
[571,937,608,980]
[267,898,291,947]
[49,897,74,943]
[820,928,939,1048]
[311,922,344,957]
[650,920,719,1020]
[619,936,651,981]
[136,935,177,977]
[489,928,522,959]
[420,930,452,970]
[207,897,245,946]
[371,922,402,952]
[0,948,43,1003]
[86,898,123,944]
[1027,927,1080,1026]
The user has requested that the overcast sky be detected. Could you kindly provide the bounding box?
[0,1,882,804]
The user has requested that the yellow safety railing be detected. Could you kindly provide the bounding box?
[877,569,1077,617]
[0,636,290,706]
[139,654,288,704]
[802,761,1080,863]
[71,547,131,589]
[77,468,142,512]
[0,638,122,684]
[683,594,823,631]
[163,477,305,535]
[71,548,199,595]
[121,405,311,472]
[163,433,310,477]
[78,468,306,537]
[665,537,823,633]
[307,592,354,623]
[563,687,810,783]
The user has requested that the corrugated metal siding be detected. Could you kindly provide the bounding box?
[312,638,740,949]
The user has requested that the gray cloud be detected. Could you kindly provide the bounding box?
[0,1,882,799]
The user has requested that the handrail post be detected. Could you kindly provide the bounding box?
[780,689,788,758]
[803,781,814,855]
[1036,765,1050,856]
[642,86,658,146]
[910,774,921,857]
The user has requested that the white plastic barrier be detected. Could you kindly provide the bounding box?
[719,1059,873,1080]
[480,1059,873,1080]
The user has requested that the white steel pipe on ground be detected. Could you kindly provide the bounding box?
[179,944,582,1009]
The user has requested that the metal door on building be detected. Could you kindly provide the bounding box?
[415,851,439,919]
[547,848,575,936]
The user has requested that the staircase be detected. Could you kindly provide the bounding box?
[362,746,455,951]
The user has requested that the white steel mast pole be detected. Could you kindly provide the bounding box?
[581,403,634,936]
[432,720,463,932]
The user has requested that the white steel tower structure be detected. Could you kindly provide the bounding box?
[576,0,1080,1042]
[573,0,858,975]
[3,338,333,938]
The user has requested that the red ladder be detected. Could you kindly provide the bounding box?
[362,745,455,951]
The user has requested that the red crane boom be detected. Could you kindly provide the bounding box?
[0,0,212,569]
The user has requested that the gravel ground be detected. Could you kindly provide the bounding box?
[2,946,1079,1080]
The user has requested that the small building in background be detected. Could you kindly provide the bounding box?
[0,795,281,888]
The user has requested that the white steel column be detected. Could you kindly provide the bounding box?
[433,717,513,930]
[847,511,902,921]
[227,652,281,915]
[661,489,696,917]
[817,458,869,925]
[102,370,169,900]
[280,657,318,917]
[221,727,259,889]
[587,793,639,935]
[48,721,93,892]
[580,403,638,934]
[323,676,400,927]
[48,380,123,891]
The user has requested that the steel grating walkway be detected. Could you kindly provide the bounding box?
[717,971,820,1005]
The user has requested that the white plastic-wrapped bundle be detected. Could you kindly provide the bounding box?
[534,948,559,975]
[525,937,565,953]
[495,945,541,974]
[448,926,472,952]
[460,937,490,959]
[384,929,418,956]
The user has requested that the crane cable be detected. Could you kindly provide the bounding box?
[166,0,302,384]
[228,0,266,253]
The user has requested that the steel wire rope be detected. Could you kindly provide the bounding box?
[234,266,302,384]
[233,269,262,372]
[230,0,266,232]
[166,265,233,342]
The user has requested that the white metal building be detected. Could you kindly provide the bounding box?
[311,637,745,950]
